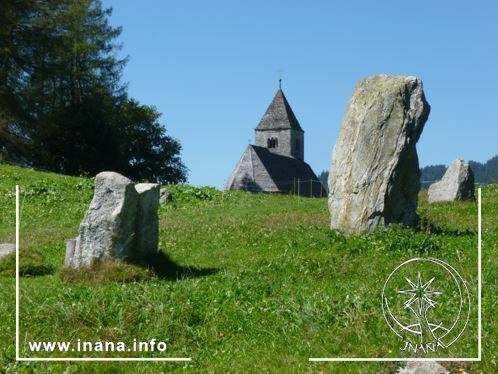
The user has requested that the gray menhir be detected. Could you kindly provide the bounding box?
[328,75,430,234]
[226,88,323,197]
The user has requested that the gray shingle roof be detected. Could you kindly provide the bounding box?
[225,145,322,197]
[250,146,317,190]
[255,89,304,132]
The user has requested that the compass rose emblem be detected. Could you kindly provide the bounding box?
[382,258,470,354]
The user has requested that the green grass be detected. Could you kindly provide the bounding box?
[0,163,496,373]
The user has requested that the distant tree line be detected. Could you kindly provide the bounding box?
[318,154,498,191]
[0,0,187,183]
[317,170,329,194]
[420,155,498,185]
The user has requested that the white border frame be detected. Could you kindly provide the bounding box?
[14,186,482,363]
[309,188,482,362]
[15,185,191,362]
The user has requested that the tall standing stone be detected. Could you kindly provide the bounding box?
[135,183,160,257]
[328,75,430,234]
[428,159,475,203]
[66,172,139,268]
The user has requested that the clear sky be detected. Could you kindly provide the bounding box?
[103,0,498,187]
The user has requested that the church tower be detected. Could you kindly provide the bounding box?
[225,85,321,196]
[254,89,304,161]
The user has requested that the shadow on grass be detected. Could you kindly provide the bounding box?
[418,216,475,237]
[61,260,147,285]
[60,252,219,285]
[141,251,219,281]
[0,250,54,277]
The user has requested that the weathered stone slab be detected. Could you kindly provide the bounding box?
[135,183,160,257]
[65,172,162,269]
[159,188,172,203]
[428,159,475,203]
[66,172,139,268]
[398,361,449,374]
[64,238,77,268]
[0,243,15,259]
[328,75,430,234]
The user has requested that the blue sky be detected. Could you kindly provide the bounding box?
[103,0,498,187]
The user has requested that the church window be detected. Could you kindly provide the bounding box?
[268,137,278,149]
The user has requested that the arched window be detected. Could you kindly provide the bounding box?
[267,137,278,149]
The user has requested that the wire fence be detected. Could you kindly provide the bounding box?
[270,178,327,198]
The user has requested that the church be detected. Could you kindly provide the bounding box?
[225,87,322,197]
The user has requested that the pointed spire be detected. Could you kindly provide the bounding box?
[255,89,303,132]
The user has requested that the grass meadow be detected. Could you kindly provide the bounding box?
[0,163,496,373]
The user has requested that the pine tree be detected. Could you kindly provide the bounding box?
[1,0,187,183]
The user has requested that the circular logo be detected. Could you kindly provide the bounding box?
[381,258,470,354]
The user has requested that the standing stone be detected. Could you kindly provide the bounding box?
[159,188,172,203]
[398,361,449,374]
[328,75,430,234]
[428,159,475,203]
[135,183,160,257]
[64,238,77,268]
[0,243,16,260]
[66,172,139,268]
[65,172,162,269]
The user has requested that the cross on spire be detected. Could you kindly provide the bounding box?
[278,68,283,89]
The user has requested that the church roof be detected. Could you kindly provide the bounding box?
[251,146,316,190]
[255,89,304,132]
[225,145,321,196]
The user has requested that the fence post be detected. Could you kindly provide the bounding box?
[320,182,323,198]
[297,178,300,203]
[310,179,312,197]
[293,177,296,196]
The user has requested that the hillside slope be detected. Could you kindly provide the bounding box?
[0,164,496,372]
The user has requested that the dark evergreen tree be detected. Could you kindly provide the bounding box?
[484,155,498,183]
[317,170,329,193]
[420,165,447,182]
[0,0,187,183]
[0,0,39,161]
[469,161,486,183]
